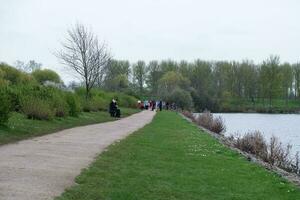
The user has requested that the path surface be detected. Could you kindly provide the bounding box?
[0,110,155,200]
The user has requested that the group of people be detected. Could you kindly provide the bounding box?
[109,98,177,118]
[109,99,121,118]
[137,100,176,111]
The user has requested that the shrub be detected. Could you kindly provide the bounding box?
[21,97,54,120]
[267,136,292,169]
[195,110,226,134]
[116,94,137,108]
[82,100,98,112]
[0,87,11,124]
[52,95,69,117]
[31,69,61,84]
[82,96,108,112]
[210,116,226,134]
[0,63,34,85]
[6,86,22,112]
[234,131,268,160]
[232,132,295,173]
[65,93,81,116]
[182,110,195,121]
[196,110,213,130]
[0,68,8,86]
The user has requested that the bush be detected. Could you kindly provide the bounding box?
[267,136,292,169]
[182,110,196,121]
[65,93,81,116]
[210,116,226,134]
[116,94,137,108]
[82,96,108,112]
[21,97,54,120]
[196,110,213,130]
[234,131,268,160]
[52,95,69,117]
[0,87,11,124]
[232,132,295,172]
[0,63,34,85]
[31,69,61,84]
[195,110,226,134]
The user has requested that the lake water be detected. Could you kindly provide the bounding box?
[212,113,300,154]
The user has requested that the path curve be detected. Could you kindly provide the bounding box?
[0,110,155,200]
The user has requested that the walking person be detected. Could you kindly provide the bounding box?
[166,102,169,110]
[151,100,156,111]
[159,100,162,111]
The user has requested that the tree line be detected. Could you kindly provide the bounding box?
[56,23,300,112]
[88,55,299,112]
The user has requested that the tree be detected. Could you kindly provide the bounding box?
[133,60,147,94]
[188,60,214,111]
[32,69,61,84]
[158,71,190,101]
[293,63,300,98]
[168,88,193,110]
[240,60,258,103]
[103,59,130,91]
[280,63,293,104]
[15,60,42,73]
[56,23,111,99]
[259,55,281,106]
[146,60,161,96]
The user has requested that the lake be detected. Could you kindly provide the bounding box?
[213,113,300,154]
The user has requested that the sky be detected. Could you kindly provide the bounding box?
[0,0,300,83]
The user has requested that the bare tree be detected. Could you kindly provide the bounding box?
[56,23,111,99]
[15,60,42,73]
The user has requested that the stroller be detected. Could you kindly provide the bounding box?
[116,108,121,118]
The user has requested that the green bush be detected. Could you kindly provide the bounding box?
[52,95,69,117]
[0,87,11,124]
[65,93,81,116]
[82,100,94,112]
[31,69,61,84]
[82,97,106,112]
[0,63,34,85]
[117,94,137,108]
[92,96,109,111]
[21,97,54,120]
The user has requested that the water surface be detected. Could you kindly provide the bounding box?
[212,113,300,154]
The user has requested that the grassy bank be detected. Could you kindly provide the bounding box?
[0,108,139,145]
[56,111,300,200]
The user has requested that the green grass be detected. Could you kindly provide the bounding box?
[0,107,139,145]
[56,111,300,200]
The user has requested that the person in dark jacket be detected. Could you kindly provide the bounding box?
[151,100,156,111]
[109,99,116,117]
[159,100,162,111]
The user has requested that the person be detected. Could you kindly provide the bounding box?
[159,100,162,111]
[137,100,143,110]
[151,100,156,111]
[114,99,121,118]
[144,100,149,110]
[166,102,169,110]
[109,99,116,117]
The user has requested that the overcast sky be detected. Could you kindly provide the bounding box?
[1,0,300,82]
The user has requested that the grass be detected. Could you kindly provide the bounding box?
[56,111,300,200]
[0,107,139,145]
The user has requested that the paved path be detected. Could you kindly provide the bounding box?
[0,110,155,200]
